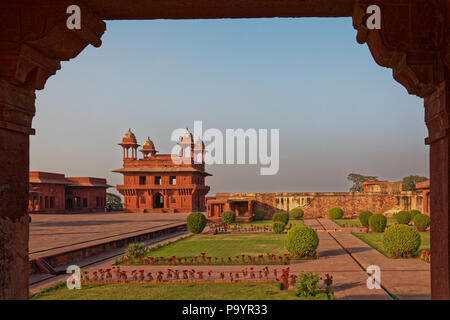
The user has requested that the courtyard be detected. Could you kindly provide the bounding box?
[30,215,430,300]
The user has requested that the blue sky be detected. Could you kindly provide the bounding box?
[31,18,428,195]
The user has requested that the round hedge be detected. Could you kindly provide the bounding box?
[187,212,207,234]
[290,208,304,220]
[284,226,319,256]
[383,224,421,254]
[328,207,344,219]
[369,214,387,233]
[413,214,430,232]
[254,209,266,220]
[395,210,411,224]
[409,210,421,221]
[221,211,236,224]
[272,221,285,234]
[359,211,373,227]
[272,212,289,226]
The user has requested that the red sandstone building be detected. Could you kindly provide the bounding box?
[113,129,211,213]
[28,171,111,213]
[207,180,431,221]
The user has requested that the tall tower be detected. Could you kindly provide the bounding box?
[140,137,157,159]
[178,128,194,164]
[118,129,139,160]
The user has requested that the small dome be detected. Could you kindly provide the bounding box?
[183,128,193,139]
[196,137,205,147]
[142,137,155,149]
[123,128,136,139]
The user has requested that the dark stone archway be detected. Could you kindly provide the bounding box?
[0,0,449,300]
[154,193,164,209]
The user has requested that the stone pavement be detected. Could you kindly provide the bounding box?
[29,212,189,258]
[30,217,431,300]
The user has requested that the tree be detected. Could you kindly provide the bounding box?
[347,173,378,192]
[402,175,428,191]
[106,193,123,209]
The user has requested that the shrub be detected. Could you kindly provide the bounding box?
[369,214,387,232]
[296,273,320,297]
[221,211,236,224]
[328,207,344,219]
[413,214,430,232]
[186,212,207,234]
[409,210,421,221]
[290,208,304,220]
[272,221,285,234]
[359,211,373,227]
[126,242,148,258]
[395,210,411,224]
[254,209,266,220]
[272,212,289,226]
[285,226,319,256]
[383,224,421,255]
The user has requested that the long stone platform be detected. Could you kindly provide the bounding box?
[29,212,189,274]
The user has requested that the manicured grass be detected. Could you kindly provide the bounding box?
[333,218,397,228]
[30,282,331,300]
[143,233,289,260]
[352,231,430,257]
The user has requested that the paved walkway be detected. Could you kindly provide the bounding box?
[30,218,430,300]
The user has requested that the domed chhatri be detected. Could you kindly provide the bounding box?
[182,128,193,139]
[195,137,205,148]
[123,128,136,140]
[143,137,155,149]
[118,128,139,160]
[140,137,157,158]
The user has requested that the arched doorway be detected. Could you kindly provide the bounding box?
[154,193,164,209]
[1,0,449,301]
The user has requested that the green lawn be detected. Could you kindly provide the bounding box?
[333,218,397,228]
[229,220,304,228]
[30,282,331,300]
[352,231,430,257]
[143,233,289,260]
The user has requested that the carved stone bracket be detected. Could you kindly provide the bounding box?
[0,1,106,134]
[424,81,450,145]
[353,0,449,98]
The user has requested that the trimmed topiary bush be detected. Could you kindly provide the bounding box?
[395,210,412,224]
[328,207,344,219]
[290,208,304,220]
[272,212,289,226]
[186,212,207,234]
[272,221,285,234]
[221,211,236,224]
[369,214,387,232]
[254,209,266,220]
[285,226,319,257]
[359,211,373,227]
[413,214,430,232]
[383,224,421,255]
[409,210,421,221]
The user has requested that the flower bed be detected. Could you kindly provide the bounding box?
[115,251,319,266]
[80,266,333,294]
[419,249,431,263]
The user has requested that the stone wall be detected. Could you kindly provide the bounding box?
[214,191,423,218]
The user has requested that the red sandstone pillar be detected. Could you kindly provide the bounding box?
[0,80,35,299]
[425,81,450,299]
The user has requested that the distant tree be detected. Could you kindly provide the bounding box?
[402,175,428,191]
[106,193,123,209]
[347,173,378,192]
